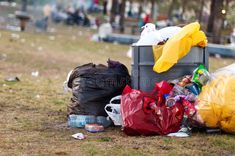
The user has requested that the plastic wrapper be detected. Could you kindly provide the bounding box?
[192,64,211,86]
[153,22,207,73]
[121,81,184,136]
[197,64,235,133]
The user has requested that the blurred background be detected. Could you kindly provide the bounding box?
[0,0,235,44]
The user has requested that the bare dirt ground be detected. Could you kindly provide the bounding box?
[1,26,235,156]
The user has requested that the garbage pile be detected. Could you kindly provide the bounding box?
[65,22,235,137]
[65,59,130,130]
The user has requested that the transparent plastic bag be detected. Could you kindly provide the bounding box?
[197,63,235,133]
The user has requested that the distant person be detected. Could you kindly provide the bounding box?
[143,13,151,25]
[35,4,51,31]
[43,4,52,18]
[83,13,90,27]
[43,4,51,30]
[138,13,145,28]
[73,9,84,25]
[94,0,99,5]
[65,6,76,25]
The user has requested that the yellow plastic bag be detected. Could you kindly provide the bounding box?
[153,22,207,73]
[198,64,235,133]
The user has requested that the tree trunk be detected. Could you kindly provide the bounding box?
[207,0,224,43]
[103,0,108,15]
[119,0,126,33]
[198,0,204,23]
[180,0,187,21]
[110,0,118,24]
[151,0,155,21]
[168,0,177,20]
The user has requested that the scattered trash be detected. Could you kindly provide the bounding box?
[68,114,111,128]
[0,53,7,61]
[35,94,40,99]
[105,45,109,50]
[63,70,73,92]
[206,128,221,134]
[30,43,35,47]
[126,47,132,58]
[37,47,43,52]
[10,33,20,41]
[71,133,86,140]
[90,34,99,42]
[85,124,104,133]
[105,95,122,126]
[31,71,39,77]
[49,36,55,41]
[20,38,26,43]
[68,115,96,128]
[4,76,20,82]
[96,116,112,128]
[63,22,235,137]
[2,84,7,87]
[167,127,191,137]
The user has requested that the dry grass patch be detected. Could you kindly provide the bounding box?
[1,26,235,156]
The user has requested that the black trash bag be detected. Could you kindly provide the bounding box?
[67,59,131,116]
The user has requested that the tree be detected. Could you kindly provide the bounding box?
[110,0,118,24]
[119,0,126,33]
[207,0,224,43]
[168,0,177,20]
[198,0,205,23]
[180,0,187,21]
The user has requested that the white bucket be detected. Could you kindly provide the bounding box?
[105,95,123,126]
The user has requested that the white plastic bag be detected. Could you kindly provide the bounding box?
[157,26,182,41]
[105,95,123,126]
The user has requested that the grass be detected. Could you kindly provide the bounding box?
[1,25,235,156]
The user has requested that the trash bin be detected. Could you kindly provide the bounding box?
[131,46,208,92]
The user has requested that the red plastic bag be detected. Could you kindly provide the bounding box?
[121,81,184,136]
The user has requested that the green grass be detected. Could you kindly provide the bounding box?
[1,25,235,156]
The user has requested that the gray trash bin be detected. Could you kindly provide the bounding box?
[131,46,208,92]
